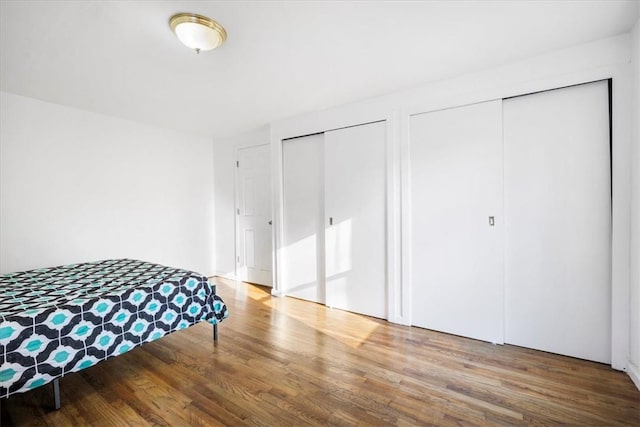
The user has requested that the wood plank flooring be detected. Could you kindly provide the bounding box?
[2,277,639,426]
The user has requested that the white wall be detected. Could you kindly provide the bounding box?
[270,33,633,372]
[629,18,640,389]
[0,92,215,275]
[213,126,270,279]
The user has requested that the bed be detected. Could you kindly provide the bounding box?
[0,258,228,408]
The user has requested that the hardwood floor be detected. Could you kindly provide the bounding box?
[3,277,639,426]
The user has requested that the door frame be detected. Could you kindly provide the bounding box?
[234,142,272,285]
[401,75,629,371]
[271,118,400,325]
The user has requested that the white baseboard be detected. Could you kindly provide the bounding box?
[628,362,640,391]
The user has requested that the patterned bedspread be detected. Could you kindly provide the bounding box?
[0,259,228,398]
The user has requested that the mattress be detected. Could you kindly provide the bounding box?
[0,258,228,398]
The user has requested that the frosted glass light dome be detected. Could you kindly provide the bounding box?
[170,13,227,53]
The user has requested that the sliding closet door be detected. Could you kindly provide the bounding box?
[282,134,325,303]
[410,101,504,343]
[324,121,386,319]
[504,81,611,363]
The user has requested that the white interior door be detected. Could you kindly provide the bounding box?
[282,134,325,303]
[503,81,611,363]
[410,100,504,344]
[324,121,387,319]
[236,144,272,286]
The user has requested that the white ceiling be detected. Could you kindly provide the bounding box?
[1,1,638,139]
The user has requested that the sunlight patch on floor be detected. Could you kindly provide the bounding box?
[270,296,380,349]
[216,277,380,349]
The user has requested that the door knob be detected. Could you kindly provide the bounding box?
[268,220,272,225]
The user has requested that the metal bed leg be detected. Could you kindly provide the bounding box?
[53,378,60,410]
[213,324,218,341]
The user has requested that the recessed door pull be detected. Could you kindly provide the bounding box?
[489,216,495,226]
[329,217,333,226]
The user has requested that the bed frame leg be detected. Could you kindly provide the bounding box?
[53,378,61,410]
[213,324,218,341]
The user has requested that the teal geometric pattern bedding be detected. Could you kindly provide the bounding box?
[0,259,228,399]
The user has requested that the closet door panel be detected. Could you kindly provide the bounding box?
[282,134,325,303]
[503,81,611,363]
[410,100,504,343]
[325,121,387,319]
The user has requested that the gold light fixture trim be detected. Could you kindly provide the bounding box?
[169,13,227,53]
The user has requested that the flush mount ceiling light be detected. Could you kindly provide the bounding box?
[169,13,227,54]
